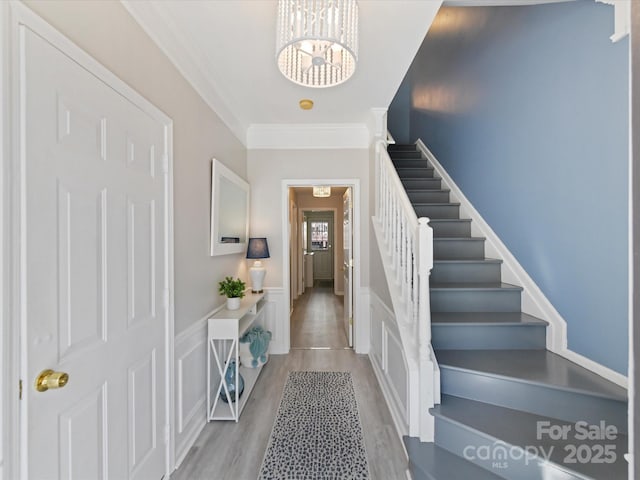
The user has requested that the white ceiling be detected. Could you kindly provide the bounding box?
[122,0,442,146]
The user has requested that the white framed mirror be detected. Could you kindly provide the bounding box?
[210,158,250,256]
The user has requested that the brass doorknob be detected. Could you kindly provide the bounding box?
[35,369,69,392]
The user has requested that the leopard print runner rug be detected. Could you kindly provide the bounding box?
[258,371,370,479]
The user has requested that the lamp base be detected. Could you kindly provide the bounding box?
[249,262,267,294]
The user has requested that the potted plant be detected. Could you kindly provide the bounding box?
[218,276,246,310]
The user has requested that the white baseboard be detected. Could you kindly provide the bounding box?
[416,139,628,389]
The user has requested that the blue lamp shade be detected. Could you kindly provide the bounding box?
[246,238,270,259]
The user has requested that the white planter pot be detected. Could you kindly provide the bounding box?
[226,297,241,311]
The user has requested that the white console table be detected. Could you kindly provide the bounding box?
[207,292,266,422]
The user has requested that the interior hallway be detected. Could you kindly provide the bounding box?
[172,287,408,479]
[291,282,349,349]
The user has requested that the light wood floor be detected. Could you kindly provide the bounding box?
[290,284,349,348]
[172,287,409,480]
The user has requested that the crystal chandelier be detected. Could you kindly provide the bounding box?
[276,0,359,88]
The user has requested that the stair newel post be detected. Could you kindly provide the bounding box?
[417,217,436,441]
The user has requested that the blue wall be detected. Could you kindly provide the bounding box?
[390,1,629,374]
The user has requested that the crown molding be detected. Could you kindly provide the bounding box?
[246,123,370,149]
[121,1,247,145]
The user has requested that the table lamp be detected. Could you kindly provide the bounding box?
[246,238,270,293]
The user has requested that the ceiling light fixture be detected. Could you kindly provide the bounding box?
[299,99,314,110]
[276,0,359,88]
[313,186,331,197]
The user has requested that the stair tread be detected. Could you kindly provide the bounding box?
[436,350,627,401]
[432,395,628,479]
[430,282,523,291]
[432,312,547,325]
[404,439,504,480]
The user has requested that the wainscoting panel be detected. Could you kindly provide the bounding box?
[264,288,287,354]
[173,290,286,467]
[369,292,409,436]
[173,311,212,468]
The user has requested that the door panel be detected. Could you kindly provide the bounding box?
[22,27,167,480]
[343,189,353,347]
[307,212,334,282]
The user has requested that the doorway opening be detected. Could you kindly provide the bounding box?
[283,182,358,352]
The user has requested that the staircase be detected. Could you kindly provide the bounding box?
[386,143,628,480]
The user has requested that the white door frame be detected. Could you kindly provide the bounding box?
[302,208,339,295]
[2,3,175,477]
[282,180,362,353]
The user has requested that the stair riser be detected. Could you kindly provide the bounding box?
[434,240,485,260]
[392,159,430,169]
[429,220,472,238]
[402,178,442,190]
[430,289,522,313]
[408,190,450,203]
[431,262,501,283]
[389,150,422,159]
[397,168,435,178]
[388,144,418,152]
[432,324,547,350]
[414,204,460,219]
[440,368,628,433]
[434,417,587,480]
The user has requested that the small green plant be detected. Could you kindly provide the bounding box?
[218,276,246,299]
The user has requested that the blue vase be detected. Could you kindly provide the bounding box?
[220,360,244,403]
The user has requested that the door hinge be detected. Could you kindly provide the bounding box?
[19,379,23,400]
[349,316,353,326]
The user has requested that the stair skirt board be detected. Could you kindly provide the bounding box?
[438,366,627,432]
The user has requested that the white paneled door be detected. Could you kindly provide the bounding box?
[21,26,169,479]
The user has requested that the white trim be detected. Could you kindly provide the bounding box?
[1,1,14,478]
[121,1,246,144]
[247,123,369,150]
[627,12,634,476]
[281,179,363,353]
[417,139,628,389]
[7,3,176,477]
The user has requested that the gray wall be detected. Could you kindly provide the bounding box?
[390,2,629,374]
[24,0,249,334]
